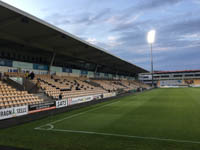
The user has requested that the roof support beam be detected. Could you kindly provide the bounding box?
[48,49,56,74]
[94,64,99,73]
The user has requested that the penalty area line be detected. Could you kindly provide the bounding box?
[35,127,200,145]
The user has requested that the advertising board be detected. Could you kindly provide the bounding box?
[68,96,93,105]
[28,101,56,114]
[103,92,116,98]
[93,94,103,100]
[0,105,28,120]
[56,99,68,108]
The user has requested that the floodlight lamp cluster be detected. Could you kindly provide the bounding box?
[147,30,156,44]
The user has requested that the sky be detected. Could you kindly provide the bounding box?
[1,0,200,71]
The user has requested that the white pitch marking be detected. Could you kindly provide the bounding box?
[35,127,200,145]
[35,100,120,129]
[34,124,54,130]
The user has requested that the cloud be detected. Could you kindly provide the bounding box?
[152,17,200,51]
[152,46,200,71]
[75,8,111,25]
[179,33,200,41]
[45,8,111,26]
[108,0,187,34]
[192,0,200,4]
[85,37,98,45]
[114,30,148,50]
[44,13,71,25]
[162,18,200,35]
[106,36,122,47]
[130,57,150,64]
[133,0,183,12]
[110,0,184,24]
[110,15,145,32]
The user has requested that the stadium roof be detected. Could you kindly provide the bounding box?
[140,70,200,75]
[0,1,147,74]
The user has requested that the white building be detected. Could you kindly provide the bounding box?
[139,70,200,87]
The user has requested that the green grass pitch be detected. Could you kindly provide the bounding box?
[1,88,200,150]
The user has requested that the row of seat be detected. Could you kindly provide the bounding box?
[3,72,149,103]
[34,75,149,99]
[0,81,43,109]
[92,79,127,91]
[4,72,25,78]
[0,99,42,108]
[32,75,107,100]
[47,89,105,99]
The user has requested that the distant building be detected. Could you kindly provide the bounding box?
[139,70,200,87]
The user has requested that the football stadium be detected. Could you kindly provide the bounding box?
[0,1,200,150]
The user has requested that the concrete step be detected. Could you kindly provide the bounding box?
[34,92,54,102]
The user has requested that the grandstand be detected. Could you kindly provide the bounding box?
[0,1,148,121]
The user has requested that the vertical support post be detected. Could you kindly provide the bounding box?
[94,64,98,78]
[94,64,98,73]
[116,70,118,80]
[150,43,154,87]
[48,50,56,75]
[128,73,131,80]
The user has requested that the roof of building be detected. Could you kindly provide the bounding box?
[154,70,200,74]
[0,1,147,75]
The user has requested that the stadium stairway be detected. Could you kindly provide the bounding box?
[4,77,39,93]
[3,77,53,102]
[114,81,127,88]
[23,78,39,93]
[83,80,108,91]
[4,77,24,91]
[23,79,54,101]
[34,92,54,102]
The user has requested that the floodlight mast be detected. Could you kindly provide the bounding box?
[147,30,156,87]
